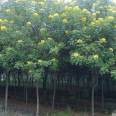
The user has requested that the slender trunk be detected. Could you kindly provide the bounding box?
[91,70,98,116]
[52,81,56,112]
[43,69,47,102]
[101,76,104,109]
[52,73,57,113]
[25,87,28,105]
[5,73,9,115]
[25,74,29,105]
[36,84,40,116]
[92,86,95,116]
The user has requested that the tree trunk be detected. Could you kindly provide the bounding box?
[91,70,98,116]
[101,76,104,109]
[5,73,9,115]
[52,73,57,113]
[92,86,95,116]
[36,84,40,116]
[52,81,56,112]
[25,87,28,105]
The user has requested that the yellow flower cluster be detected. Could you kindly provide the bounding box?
[64,6,73,11]
[92,54,99,60]
[71,52,80,57]
[76,39,83,44]
[38,40,45,45]
[38,2,44,6]
[0,26,7,31]
[62,19,68,24]
[48,13,59,20]
[15,0,22,3]
[107,16,114,21]
[27,61,33,65]
[64,6,81,12]
[0,19,8,23]
[17,40,23,43]
[26,21,32,26]
[33,12,39,17]
[109,48,113,52]
[99,38,106,44]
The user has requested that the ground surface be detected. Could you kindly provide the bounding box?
[0,96,115,116]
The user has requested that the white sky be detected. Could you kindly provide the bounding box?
[112,0,116,3]
[0,0,116,4]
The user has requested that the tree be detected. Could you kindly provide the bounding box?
[0,1,116,116]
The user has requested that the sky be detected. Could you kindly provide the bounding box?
[0,0,116,4]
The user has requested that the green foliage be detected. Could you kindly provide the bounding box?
[0,0,116,81]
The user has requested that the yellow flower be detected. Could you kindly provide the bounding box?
[64,6,68,10]
[92,13,96,17]
[15,0,21,3]
[40,40,45,44]
[109,48,113,52]
[0,19,8,23]
[64,6,72,11]
[90,22,95,26]
[16,30,20,33]
[83,9,88,13]
[48,37,53,41]
[3,19,8,22]
[38,60,42,63]
[27,61,33,65]
[112,11,116,13]
[5,9,11,13]
[0,26,7,31]
[76,39,83,44]
[73,6,80,11]
[62,19,68,24]
[107,16,114,21]
[26,21,32,26]
[48,15,53,19]
[65,30,68,34]
[0,19,3,23]
[93,54,99,60]
[32,1,36,4]
[99,38,106,44]
[71,52,80,57]
[33,12,39,16]
[68,7,73,11]
[53,13,59,17]
[17,40,23,43]
[98,18,103,22]
[93,3,96,7]
[95,19,103,25]
[39,2,44,5]
[81,17,86,22]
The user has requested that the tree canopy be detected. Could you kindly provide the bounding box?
[0,0,116,80]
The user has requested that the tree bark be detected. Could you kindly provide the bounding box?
[91,70,98,116]
[36,84,40,116]
[92,85,95,116]
[5,72,9,115]
[52,73,57,113]
[25,87,28,105]
[101,76,104,109]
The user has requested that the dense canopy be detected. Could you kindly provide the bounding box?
[0,0,116,116]
[0,0,116,79]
